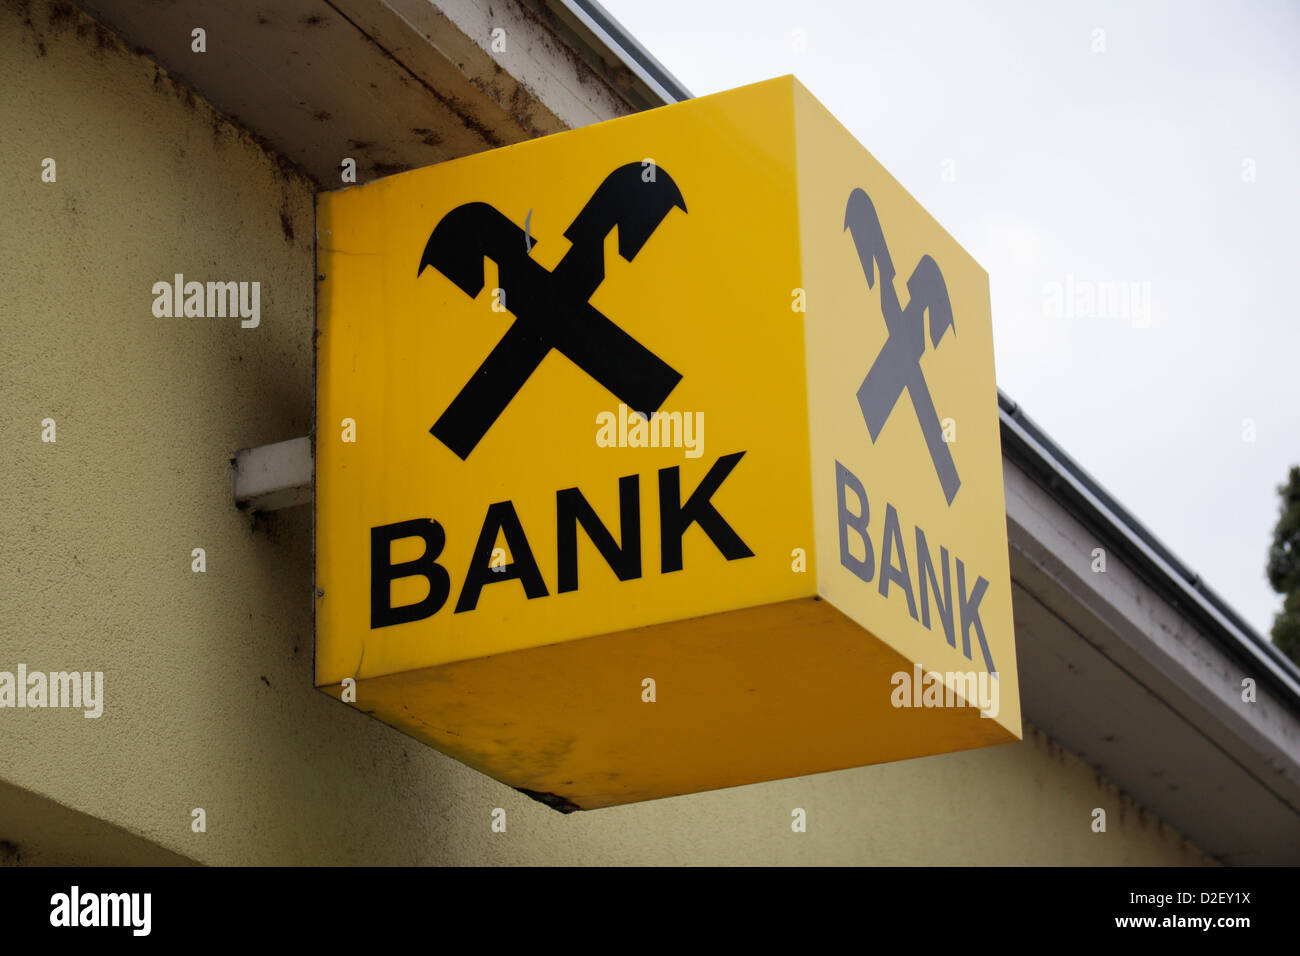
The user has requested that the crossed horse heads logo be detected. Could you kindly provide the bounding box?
[418,162,686,460]
[844,187,960,505]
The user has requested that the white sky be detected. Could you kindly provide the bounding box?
[600,0,1300,636]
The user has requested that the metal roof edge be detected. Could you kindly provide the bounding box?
[545,0,693,106]
[998,389,1300,708]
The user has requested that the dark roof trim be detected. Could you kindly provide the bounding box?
[539,0,693,109]
[546,0,1300,709]
[999,390,1300,707]
[561,0,693,102]
[566,0,692,100]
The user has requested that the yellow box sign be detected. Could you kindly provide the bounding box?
[316,76,1020,810]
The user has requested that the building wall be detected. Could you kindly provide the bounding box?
[0,0,1212,866]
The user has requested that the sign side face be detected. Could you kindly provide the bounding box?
[316,77,814,685]
[795,82,1021,736]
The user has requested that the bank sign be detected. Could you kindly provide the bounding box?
[315,76,1020,811]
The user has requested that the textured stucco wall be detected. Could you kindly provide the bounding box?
[0,0,1213,866]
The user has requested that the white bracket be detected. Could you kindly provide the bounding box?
[233,436,313,511]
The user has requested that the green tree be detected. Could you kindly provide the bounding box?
[1267,465,1300,667]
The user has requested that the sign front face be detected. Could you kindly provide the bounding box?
[796,88,1021,730]
[315,80,815,688]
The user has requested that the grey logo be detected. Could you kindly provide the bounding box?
[844,187,960,505]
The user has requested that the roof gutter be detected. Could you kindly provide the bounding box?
[541,0,692,107]
[998,393,1300,706]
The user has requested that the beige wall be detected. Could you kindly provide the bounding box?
[0,0,1212,866]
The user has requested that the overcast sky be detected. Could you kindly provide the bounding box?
[600,0,1300,636]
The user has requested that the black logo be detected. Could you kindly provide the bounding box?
[844,187,960,504]
[419,163,687,459]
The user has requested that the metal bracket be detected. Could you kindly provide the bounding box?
[233,437,312,511]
